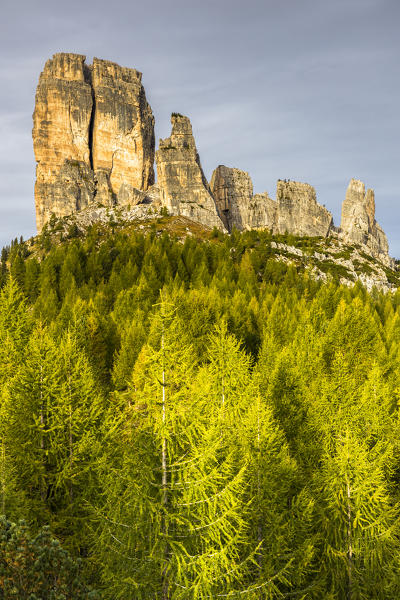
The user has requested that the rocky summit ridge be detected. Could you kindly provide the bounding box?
[33,53,394,269]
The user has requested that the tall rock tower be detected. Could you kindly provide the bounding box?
[33,53,155,232]
[90,58,155,205]
[340,179,391,266]
[32,54,94,232]
[156,114,225,231]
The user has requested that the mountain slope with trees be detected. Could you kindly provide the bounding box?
[1,215,400,598]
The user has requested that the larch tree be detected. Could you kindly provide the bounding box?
[95,304,260,600]
[3,325,104,551]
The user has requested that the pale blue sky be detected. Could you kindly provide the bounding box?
[1,0,399,254]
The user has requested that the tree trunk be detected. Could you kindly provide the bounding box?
[161,329,168,600]
[1,442,5,514]
[40,363,46,502]
[347,479,353,600]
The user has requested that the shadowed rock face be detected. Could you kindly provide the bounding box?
[340,178,391,266]
[275,180,333,237]
[156,115,225,231]
[210,166,279,232]
[210,166,253,231]
[210,167,332,237]
[33,53,155,231]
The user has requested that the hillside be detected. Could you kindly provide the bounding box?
[2,212,400,598]
[2,50,400,600]
[4,206,399,295]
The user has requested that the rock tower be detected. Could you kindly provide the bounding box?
[340,178,390,266]
[210,167,332,237]
[33,53,155,231]
[155,114,224,231]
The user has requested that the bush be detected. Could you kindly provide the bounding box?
[0,517,98,599]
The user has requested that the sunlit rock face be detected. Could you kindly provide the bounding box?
[156,114,225,230]
[33,53,94,231]
[275,180,333,237]
[33,53,155,231]
[32,55,393,269]
[91,57,155,204]
[340,178,392,267]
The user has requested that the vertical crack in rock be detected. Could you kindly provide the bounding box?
[32,53,95,231]
[86,69,95,173]
[33,53,155,229]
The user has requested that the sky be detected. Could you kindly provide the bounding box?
[1,0,400,254]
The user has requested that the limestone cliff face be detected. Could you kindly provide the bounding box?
[275,180,332,237]
[249,193,278,230]
[156,115,225,230]
[91,58,155,204]
[210,166,278,232]
[210,166,253,230]
[33,53,155,231]
[33,53,94,231]
[340,178,391,266]
[32,55,393,268]
[210,167,332,237]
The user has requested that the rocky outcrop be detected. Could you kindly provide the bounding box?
[210,166,279,232]
[156,114,225,231]
[275,180,333,237]
[32,54,394,268]
[91,58,154,204]
[210,167,332,237]
[210,166,253,230]
[248,193,278,230]
[340,178,392,266]
[33,53,155,231]
[33,53,94,231]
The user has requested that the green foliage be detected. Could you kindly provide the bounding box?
[1,224,400,597]
[0,516,98,599]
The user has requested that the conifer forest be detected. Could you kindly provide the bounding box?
[2,220,400,599]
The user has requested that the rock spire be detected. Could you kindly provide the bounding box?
[156,114,224,231]
[340,178,391,266]
[33,53,155,231]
